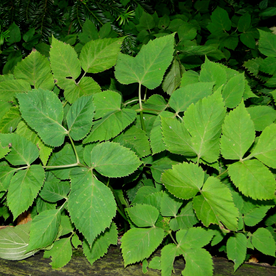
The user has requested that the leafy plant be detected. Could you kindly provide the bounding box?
[0,24,276,276]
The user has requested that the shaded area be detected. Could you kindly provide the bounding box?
[0,246,275,276]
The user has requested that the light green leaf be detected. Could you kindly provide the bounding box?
[115,34,175,89]
[68,168,116,245]
[27,209,61,252]
[43,237,72,268]
[150,115,166,155]
[169,201,199,231]
[228,159,276,200]
[162,59,182,95]
[127,204,159,227]
[67,95,95,140]
[80,37,124,73]
[226,233,247,271]
[161,117,196,157]
[113,125,151,158]
[220,102,255,160]
[161,243,178,276]
[7,165,45,219]
[183,90,226,163]
[244,205,272,227]
[17,89,67,147]
[84,142,142,178]
[50,36,81,84]
[250,123,276,168]
[199,57,227,90]
[222,73,245,108]
[247,106,276,131]
[39,179,70,203]
[259,29,276,57]
[0,134,39,166]
[83,222,118,265]
[169,82,213,113]
[182,248,213,276]
[16,120,52,166]
[0,222,39,260]
[13,50,54,90]
[0,162,15,192]
[193,177,239,231]
[161,162,204,200]
[0,142,10,159]
[121,227,164,266]
[252,228,275,257]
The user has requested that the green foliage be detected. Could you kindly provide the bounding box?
[1,4,276,274]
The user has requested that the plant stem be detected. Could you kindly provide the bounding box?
[138,82,146,131]
[68,134,80,164]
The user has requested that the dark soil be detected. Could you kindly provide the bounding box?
[0,246,275,276]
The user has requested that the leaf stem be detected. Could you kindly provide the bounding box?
[68,134,80,164]
[44,163,79,169]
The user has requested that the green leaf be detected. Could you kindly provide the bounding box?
[161,162,204,200]
[228,160,276,200]
[193,177,239,231]
[113,125,151,158]
[0,80,31,119]
[244,205,272,227]
[84,91,136,143]
[222,73,245,108]
[207,7,231,33]
[250,124,276,168]
[115,34,175,89]
[127,204,159,227]
[259,29,276,57]
[169,201,198,231]
[40,179,70,203]
[183,89,226,163]
[13,50,54,90]
[161,117,196,157]
[199,57,227,90]
[121,227,164,266]
[160,191,182,217]
[150,114,167,154]
[79,19,99,44]
[48,143,77,180]
[226,233,247,271]
[169,82,213,113]
[0,223,39,260]
[83,142,142,178]
[247,106,276,131]
[7,165,45,219]
[83,222,118,265]
[176,227,213,249]
[162,59,182,95]
[27,209,61,252]
[238,13,251,32]
[220,102,255,160]
[0,106,21,133]
[17,89,67,147]
[67,95,95,140]
[0,142,10,159]
[62,76,102,104]
[68,168,116,245]
[80,37,124,73]
[252,228,275,257]
[43,237,72,268]
[0,162,15,192]
[161,243,178,276]
[182,248,213,276]
[16,121,52,166]
[0,134,39,166]
[50,36,81,85]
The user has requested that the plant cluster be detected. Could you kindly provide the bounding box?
[0,1,276,275]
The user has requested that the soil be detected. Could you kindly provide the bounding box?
[0,246,275,276]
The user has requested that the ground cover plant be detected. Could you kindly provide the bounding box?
[1,1,276,275]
